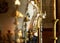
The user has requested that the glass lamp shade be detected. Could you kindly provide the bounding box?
[15,0,20,5]
[16,11,24,18]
